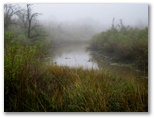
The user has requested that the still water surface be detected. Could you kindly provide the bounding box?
[53,44,98,69]
[52,43,146,78]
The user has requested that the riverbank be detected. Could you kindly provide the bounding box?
[89,50,148,78]
[89,26,148,72]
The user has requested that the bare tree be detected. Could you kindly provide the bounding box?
[4,4,20,30]
[26,4,41,38]
[17,4,41,39]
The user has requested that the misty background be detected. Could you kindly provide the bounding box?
[31,4,148,26]
[17,4,148,44]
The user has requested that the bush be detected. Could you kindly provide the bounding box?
[90,26,148,71]
[4,32,49,111]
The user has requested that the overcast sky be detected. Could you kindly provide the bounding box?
[19,4,148,27]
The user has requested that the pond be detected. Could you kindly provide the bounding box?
[51,43,146,78]
[52,43,99,69]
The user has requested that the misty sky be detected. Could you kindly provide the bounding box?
[20,4,148,27]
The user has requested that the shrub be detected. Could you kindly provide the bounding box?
[90,26,148,71]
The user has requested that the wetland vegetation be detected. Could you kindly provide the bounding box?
[4,4,148,112]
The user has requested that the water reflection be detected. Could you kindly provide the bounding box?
[52,44,98,69]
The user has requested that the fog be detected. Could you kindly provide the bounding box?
[18,4,148,44]
[19,4,148,26]
[31,4,148,26]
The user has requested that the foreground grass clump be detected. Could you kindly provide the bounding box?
[42,65,148,112]
[4,32,51,112]
[5,63,148,111]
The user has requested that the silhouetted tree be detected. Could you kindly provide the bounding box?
[17,4,41,38]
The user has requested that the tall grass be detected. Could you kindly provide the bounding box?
[42,65,148,112]
[4,32,50,111]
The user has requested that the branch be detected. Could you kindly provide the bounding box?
[30,24,40,32]
[29,33,39,38]
[30,13,41,21]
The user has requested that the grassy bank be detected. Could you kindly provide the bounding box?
[42,65,148,112]
[5,65,148,112]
